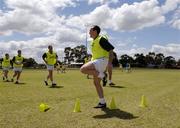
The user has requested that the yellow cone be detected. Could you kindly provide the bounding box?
[109,97,117,109]
[39,103,50,112]
[73,98,81,112]
[139,95,148,107]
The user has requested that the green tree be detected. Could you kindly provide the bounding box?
[134,53,146,67]
[119,54,134,67]
[23,58,38,68]
[164,56,176,68]
[155,53,164,66]
[64,45,87,64]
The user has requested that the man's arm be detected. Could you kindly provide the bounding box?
[99,37,115,66]
[99,37,114,52]
[12,57,15,63]
[22,57,25,64]
[12,57,19,65]
[56,54,58,64]
[99,37,114,61]
[42,53,47,64]
[108,50,114,64]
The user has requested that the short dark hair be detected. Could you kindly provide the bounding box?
[92,25,101,34]
[48,45,52,49]
[17,50,21,53]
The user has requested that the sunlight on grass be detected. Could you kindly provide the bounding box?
[0,69,180,128]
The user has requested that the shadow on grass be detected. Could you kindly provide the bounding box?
[93,108,138,120]
[107,85,125,88]
[49,86,64,89]
[3,80,11,83]
[15,82,26,85]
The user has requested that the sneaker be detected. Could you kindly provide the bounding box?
[11,79,14,82]
[94,102,107,108]
[51,83,57,88]
[15,81,19,84]
[6,79,10,82]
[44,81,48,86]
[87,75,89,79]
[3,77,5,81]
[52,83,57,86]
[102,73,107,87]
[109,82,115,86]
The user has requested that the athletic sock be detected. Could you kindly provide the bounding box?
[109,80,112,84]
[99,98,106,104]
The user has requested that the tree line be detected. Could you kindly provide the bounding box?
[0,45,179,69]
[63,45,180,69]
[118,52,180,69]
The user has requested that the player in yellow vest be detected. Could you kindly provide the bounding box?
[0,53,11,82]
[126,63,131,73]
[80,25,114,108]
[119,63,123,72]
[103,52,117,86]
[42,45,58,87]
[11,50,24,84]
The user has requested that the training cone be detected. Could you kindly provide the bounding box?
[109,97,117,109]
[139,95,148,107]
[73,98,81,112]
[39,103,50,112]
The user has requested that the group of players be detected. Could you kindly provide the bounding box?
[0,50,24,84]
[1,25,117,108]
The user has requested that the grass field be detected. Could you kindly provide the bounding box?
[0,68,180,128]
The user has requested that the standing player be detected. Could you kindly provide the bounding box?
[126,63,131,73]
[0,53,11,82]
[42,45,58,87]
[80,25,114,108]
[103,52,116,86]
[11,50,24,84]
[56,61,61,74]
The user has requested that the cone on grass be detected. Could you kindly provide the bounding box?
[39,103,50,112]
[109,97,117,109]
[139,95,148,107]
[73,98,81,112]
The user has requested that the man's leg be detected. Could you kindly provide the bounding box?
[44,66,50,86]
[3,70,7,80]
[12,71,18,82]
[102,68,107,86]
[47,74,50,80]
[5,70,9,81]
[93,76,104,98]
[15,71,21,84]
[93,75,106,108]
[2,70,5,80]
[80,62,106,108]
[80,62,99,77]
[49,70,53,82]
[49,70,56,86]
[108,64,115,86]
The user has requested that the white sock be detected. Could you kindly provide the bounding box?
[109,80,112,83]
[100,98,106,104]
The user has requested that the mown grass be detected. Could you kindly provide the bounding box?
[0,68,180,128]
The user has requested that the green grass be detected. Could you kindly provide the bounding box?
[0,69,180,128]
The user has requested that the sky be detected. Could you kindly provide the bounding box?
[0,0,179,62]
